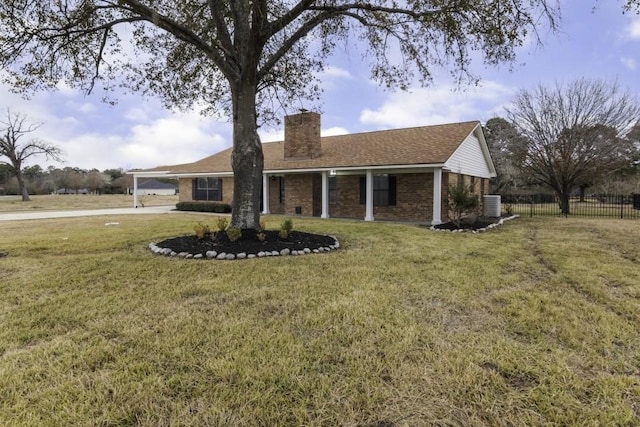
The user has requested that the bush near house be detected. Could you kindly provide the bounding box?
[447,182,480,227]
[175,201,232,213]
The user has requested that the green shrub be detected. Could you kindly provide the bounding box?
[175,201,232,213]
[216,216,229,232]
[279,218,293,240]
[226,227,242,242]
[193,223,210,239]
[447,182,479,228]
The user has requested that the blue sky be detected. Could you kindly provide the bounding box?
[1,1,639,171]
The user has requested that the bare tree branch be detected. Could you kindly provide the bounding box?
[0,109,63,201]
[506,79,640,214]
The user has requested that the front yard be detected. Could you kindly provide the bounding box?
[0,215,638,426]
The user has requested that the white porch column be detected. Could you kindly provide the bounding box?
[133,175,138,208]
[432,168,442,225]
[365,169,374,221]
[262,174,270,215]
[321,171,329,218]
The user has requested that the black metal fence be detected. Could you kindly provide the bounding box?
[499,193,640,219]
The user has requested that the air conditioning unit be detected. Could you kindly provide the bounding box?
[483,195,501,217]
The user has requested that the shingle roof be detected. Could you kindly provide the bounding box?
[146,121,480,175]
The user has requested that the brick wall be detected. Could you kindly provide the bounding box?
[178,172,490,222]
[283,173,317,216]
[330,175,364,218]
[178,177,233,204]
[375,173,433,221]
[268,176,285,214]
[329,173,435,221]
[443,172,490,221]
[284,112,322,159]
[178,179,191,203]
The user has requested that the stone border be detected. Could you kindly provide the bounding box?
[429,215,519,233]
[148,235,340,260]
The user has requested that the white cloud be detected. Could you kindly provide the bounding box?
[321,66,353,80]
[77,102,98,114]
[621,56,637,70]
[28,111,231,171]
[259,129,284,143]
[359,81,513,128]
[627,16,640,39]
[124,107,151,122]
[322,126,349,136]
[54,80,78,97]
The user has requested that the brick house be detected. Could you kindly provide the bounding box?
[132,112,496,224]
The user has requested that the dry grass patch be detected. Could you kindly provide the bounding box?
[0,194,178,212]
[0,215,639,425]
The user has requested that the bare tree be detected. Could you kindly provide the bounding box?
[0,110,63,201]
[506,79,640,215]
[0,1,559,229]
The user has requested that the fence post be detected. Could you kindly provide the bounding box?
[621,194,624,219]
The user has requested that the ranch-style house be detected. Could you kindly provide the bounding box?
[131,112,496,224]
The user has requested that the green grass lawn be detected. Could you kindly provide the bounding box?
[1,214,639,426]
[0,194,178,212]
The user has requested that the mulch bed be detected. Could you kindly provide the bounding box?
[432,217,503,231]
[156,229,337,256]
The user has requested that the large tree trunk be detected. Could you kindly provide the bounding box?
[230,80,263,230]
[557,190,570,216]
[15,169,30,202]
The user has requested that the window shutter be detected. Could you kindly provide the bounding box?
[359,176,366,204]
[192,179,197,200]
[389,175,397,206]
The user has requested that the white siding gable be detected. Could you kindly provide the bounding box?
[444,129,493,178]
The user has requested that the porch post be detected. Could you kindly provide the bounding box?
[365,169,374,221]
[321,171,329,218]
[432,168,442,225]
[262,174,270,215]
[133,175,138,208]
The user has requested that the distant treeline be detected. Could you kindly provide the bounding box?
[0,164,175,195]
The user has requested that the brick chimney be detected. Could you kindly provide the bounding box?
[284,111,321,159]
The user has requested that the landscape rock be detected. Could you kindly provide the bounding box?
[148,231,342,261]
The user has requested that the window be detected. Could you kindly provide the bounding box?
[193,177,222,201]
[470,176,476,193]
[359,175,396,206]
[329,176,337,204]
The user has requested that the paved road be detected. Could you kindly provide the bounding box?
[0,205,177,221]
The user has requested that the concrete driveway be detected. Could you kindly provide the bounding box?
[0,205,177,221]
